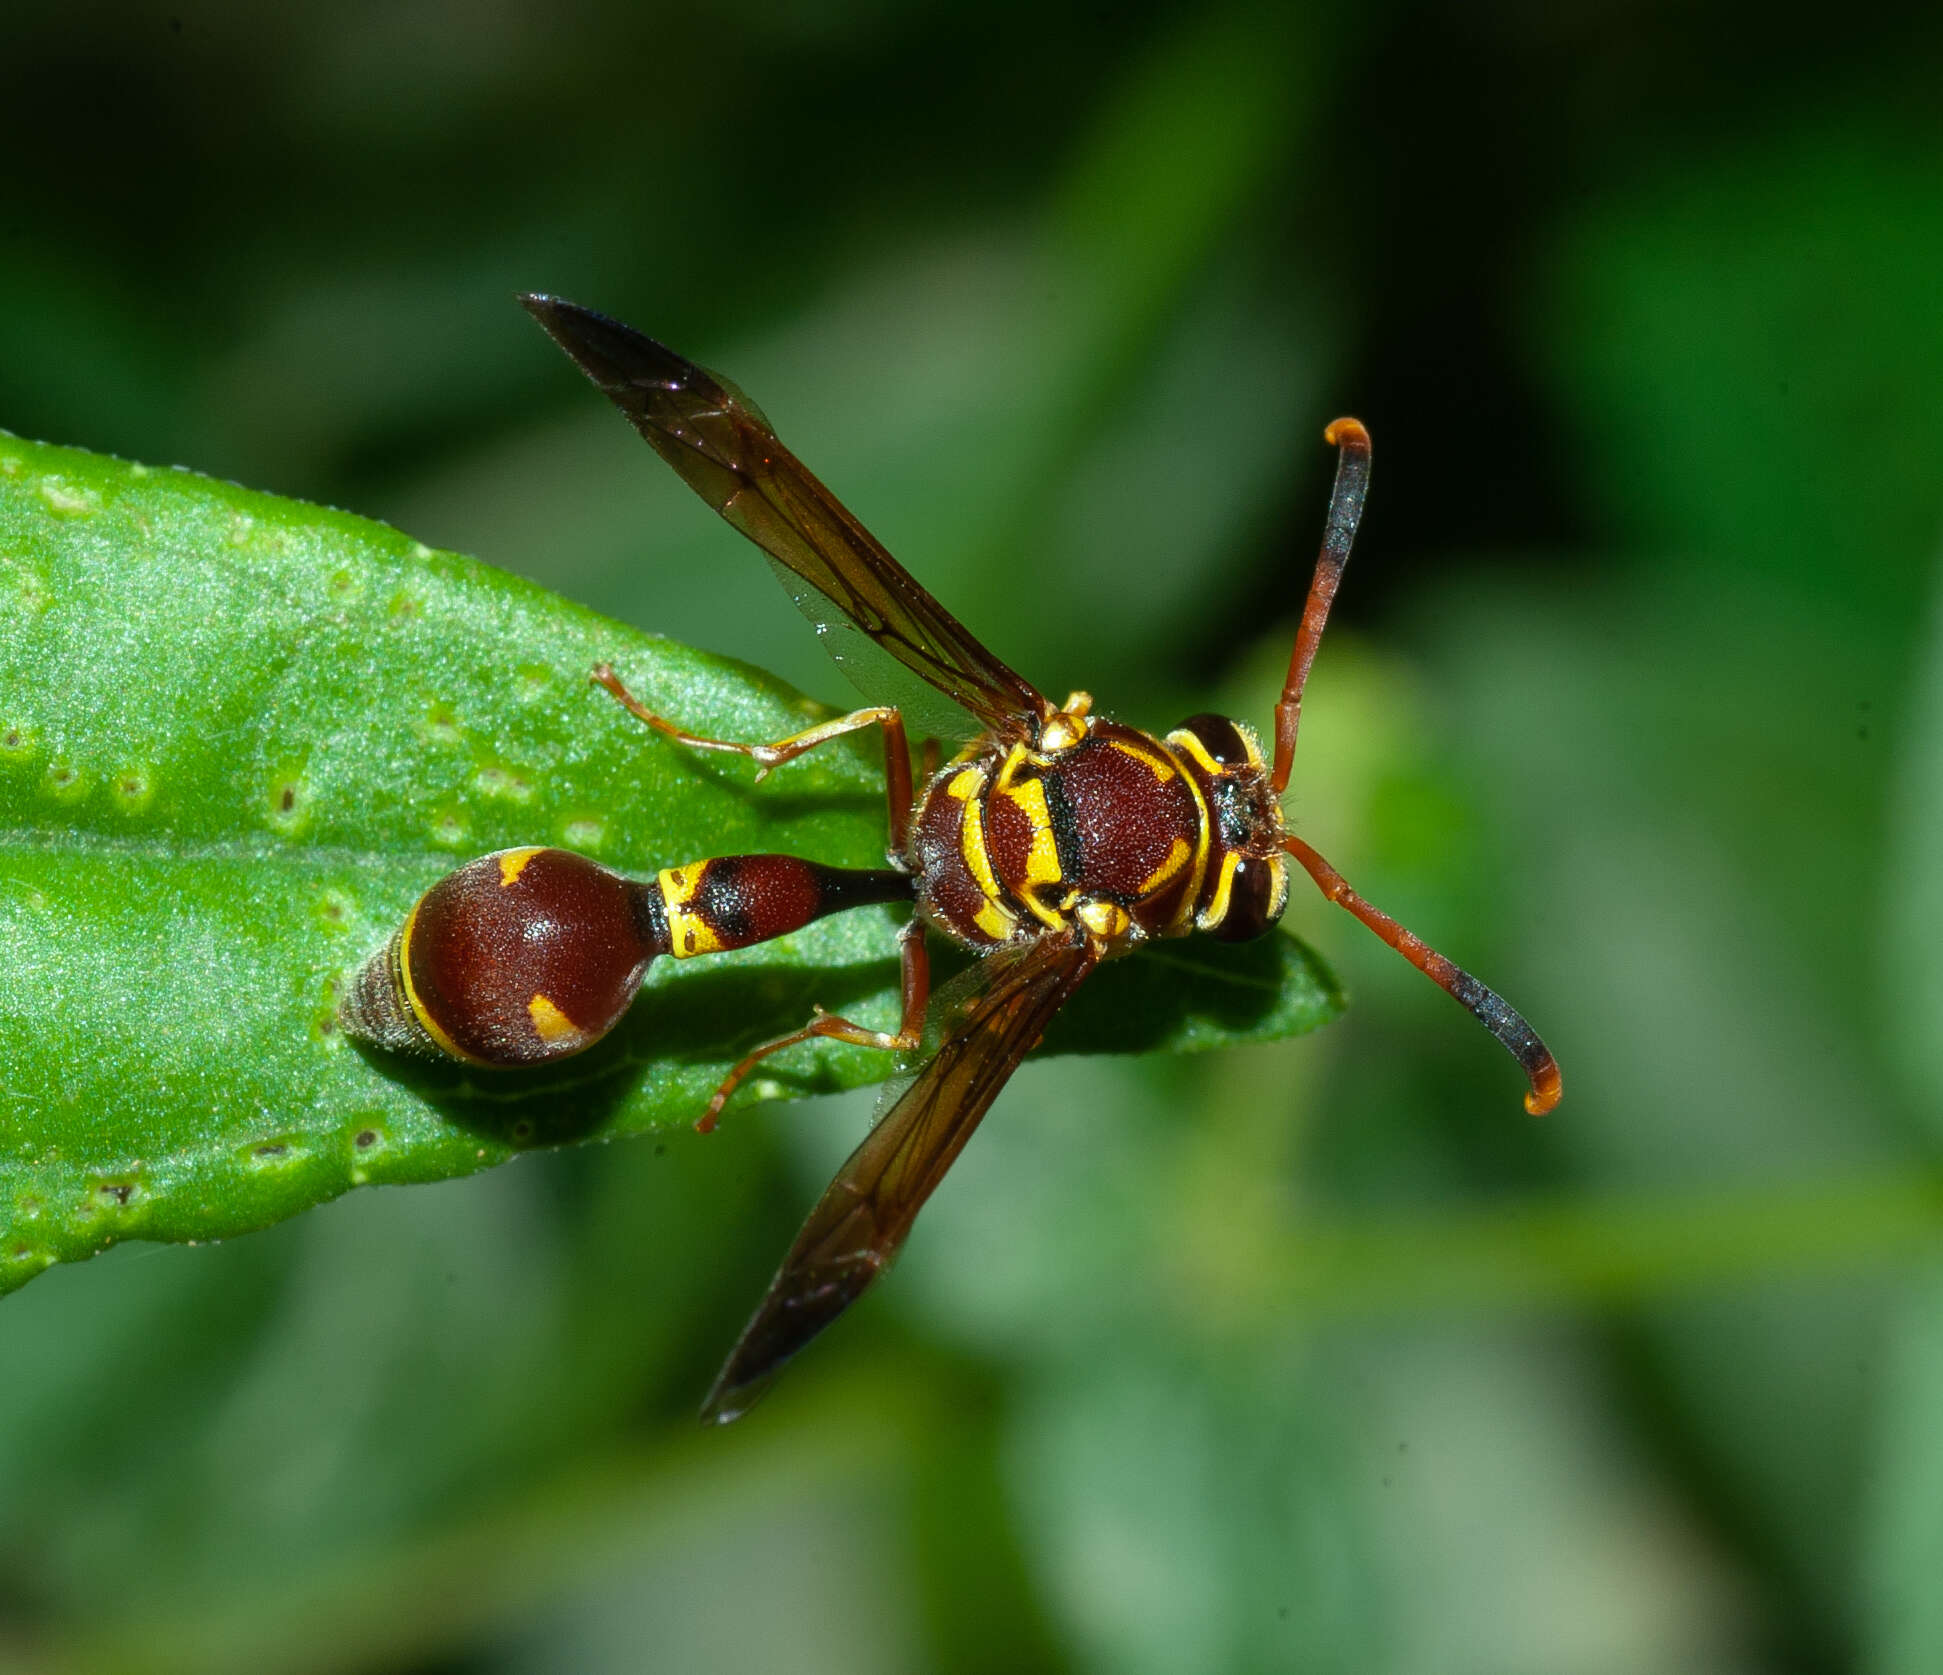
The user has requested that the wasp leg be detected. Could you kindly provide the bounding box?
[696,917,931,1133]
[591,663,914,854]
[1271,418,1372,795]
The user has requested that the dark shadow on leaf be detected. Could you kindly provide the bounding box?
[347,931,1339,1148]
[727,789,886,827]
[624,739,885,825]
[1045,932,1341,1057]
[348,954,904,1147]
[623,955,902,1071]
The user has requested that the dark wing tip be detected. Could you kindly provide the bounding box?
[699,1359,784,1427]
[517,291,601,326]
[517,291,592,341]
[698,1269,874,1427]
[517,293,702,397]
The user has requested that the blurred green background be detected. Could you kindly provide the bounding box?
[4,1,1942,1670]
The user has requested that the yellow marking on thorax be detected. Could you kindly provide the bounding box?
[948,761,1026,941]
[1155,737,1214,933]
[973,896,1019,941]
[1108,736,1177,781]
[527,993,581,1045]
[396,900,477,1063]
[989,745,1071,931]
[497,846,544,887]
[657,862,725,959]
[956,779,1005,904]
[1137,836,1192,896]
[994,774,1063,887]
[1015,888,1072,932]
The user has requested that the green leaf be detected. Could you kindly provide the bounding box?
[0,433,1340,1298]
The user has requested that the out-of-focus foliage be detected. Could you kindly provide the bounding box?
[3,1,1942,1671]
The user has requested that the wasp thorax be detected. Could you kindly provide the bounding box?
[340,847,666,1067]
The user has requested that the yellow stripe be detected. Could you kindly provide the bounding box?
[990,746,1069,930]
[973,897,1018,941]
[1017,891,1070,933]
[958,783,1006,905]
[657,863,724,958]
[954,765,1027,940]
[1263,853,1290,923]
[996,775,1062,887]
[1108,737,1176,781]
[1137,835,1191,896]
[497,846,544,886]
[397,899,479,1063]
[1197,851,1241,932]
[1165,727,1224,778]
[1163,721,1268,777]
[1156,738,1213,933]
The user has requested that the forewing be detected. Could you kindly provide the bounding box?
[521,294,1048,742]
[701,931,1099,1423]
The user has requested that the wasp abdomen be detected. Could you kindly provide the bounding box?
[656,854,913,960]
[342,848,915,1068]
[342,847,666,1067]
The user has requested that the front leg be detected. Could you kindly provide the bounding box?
[591,663,915,855]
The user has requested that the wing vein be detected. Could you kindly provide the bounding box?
[701,931,1099,1421]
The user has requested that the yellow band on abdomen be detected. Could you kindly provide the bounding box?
[657,862,724,959]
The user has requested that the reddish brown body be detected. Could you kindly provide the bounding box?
[340,845,911,1068]
[909,717,1284,953]
[342,295,1562,1426]
[398,847,658,1064]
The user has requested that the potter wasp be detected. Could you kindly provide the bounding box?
[343,295,1562,1423]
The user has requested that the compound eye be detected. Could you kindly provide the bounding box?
[1206,854,1286,943]
[1176,713,1254,769]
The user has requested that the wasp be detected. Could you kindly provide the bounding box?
[342,296,1561,1423]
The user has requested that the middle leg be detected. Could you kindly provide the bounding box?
[696,915,931,1132]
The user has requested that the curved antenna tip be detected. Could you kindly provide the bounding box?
[1523,1061,1563,1117]
[1323,416,1370,449]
